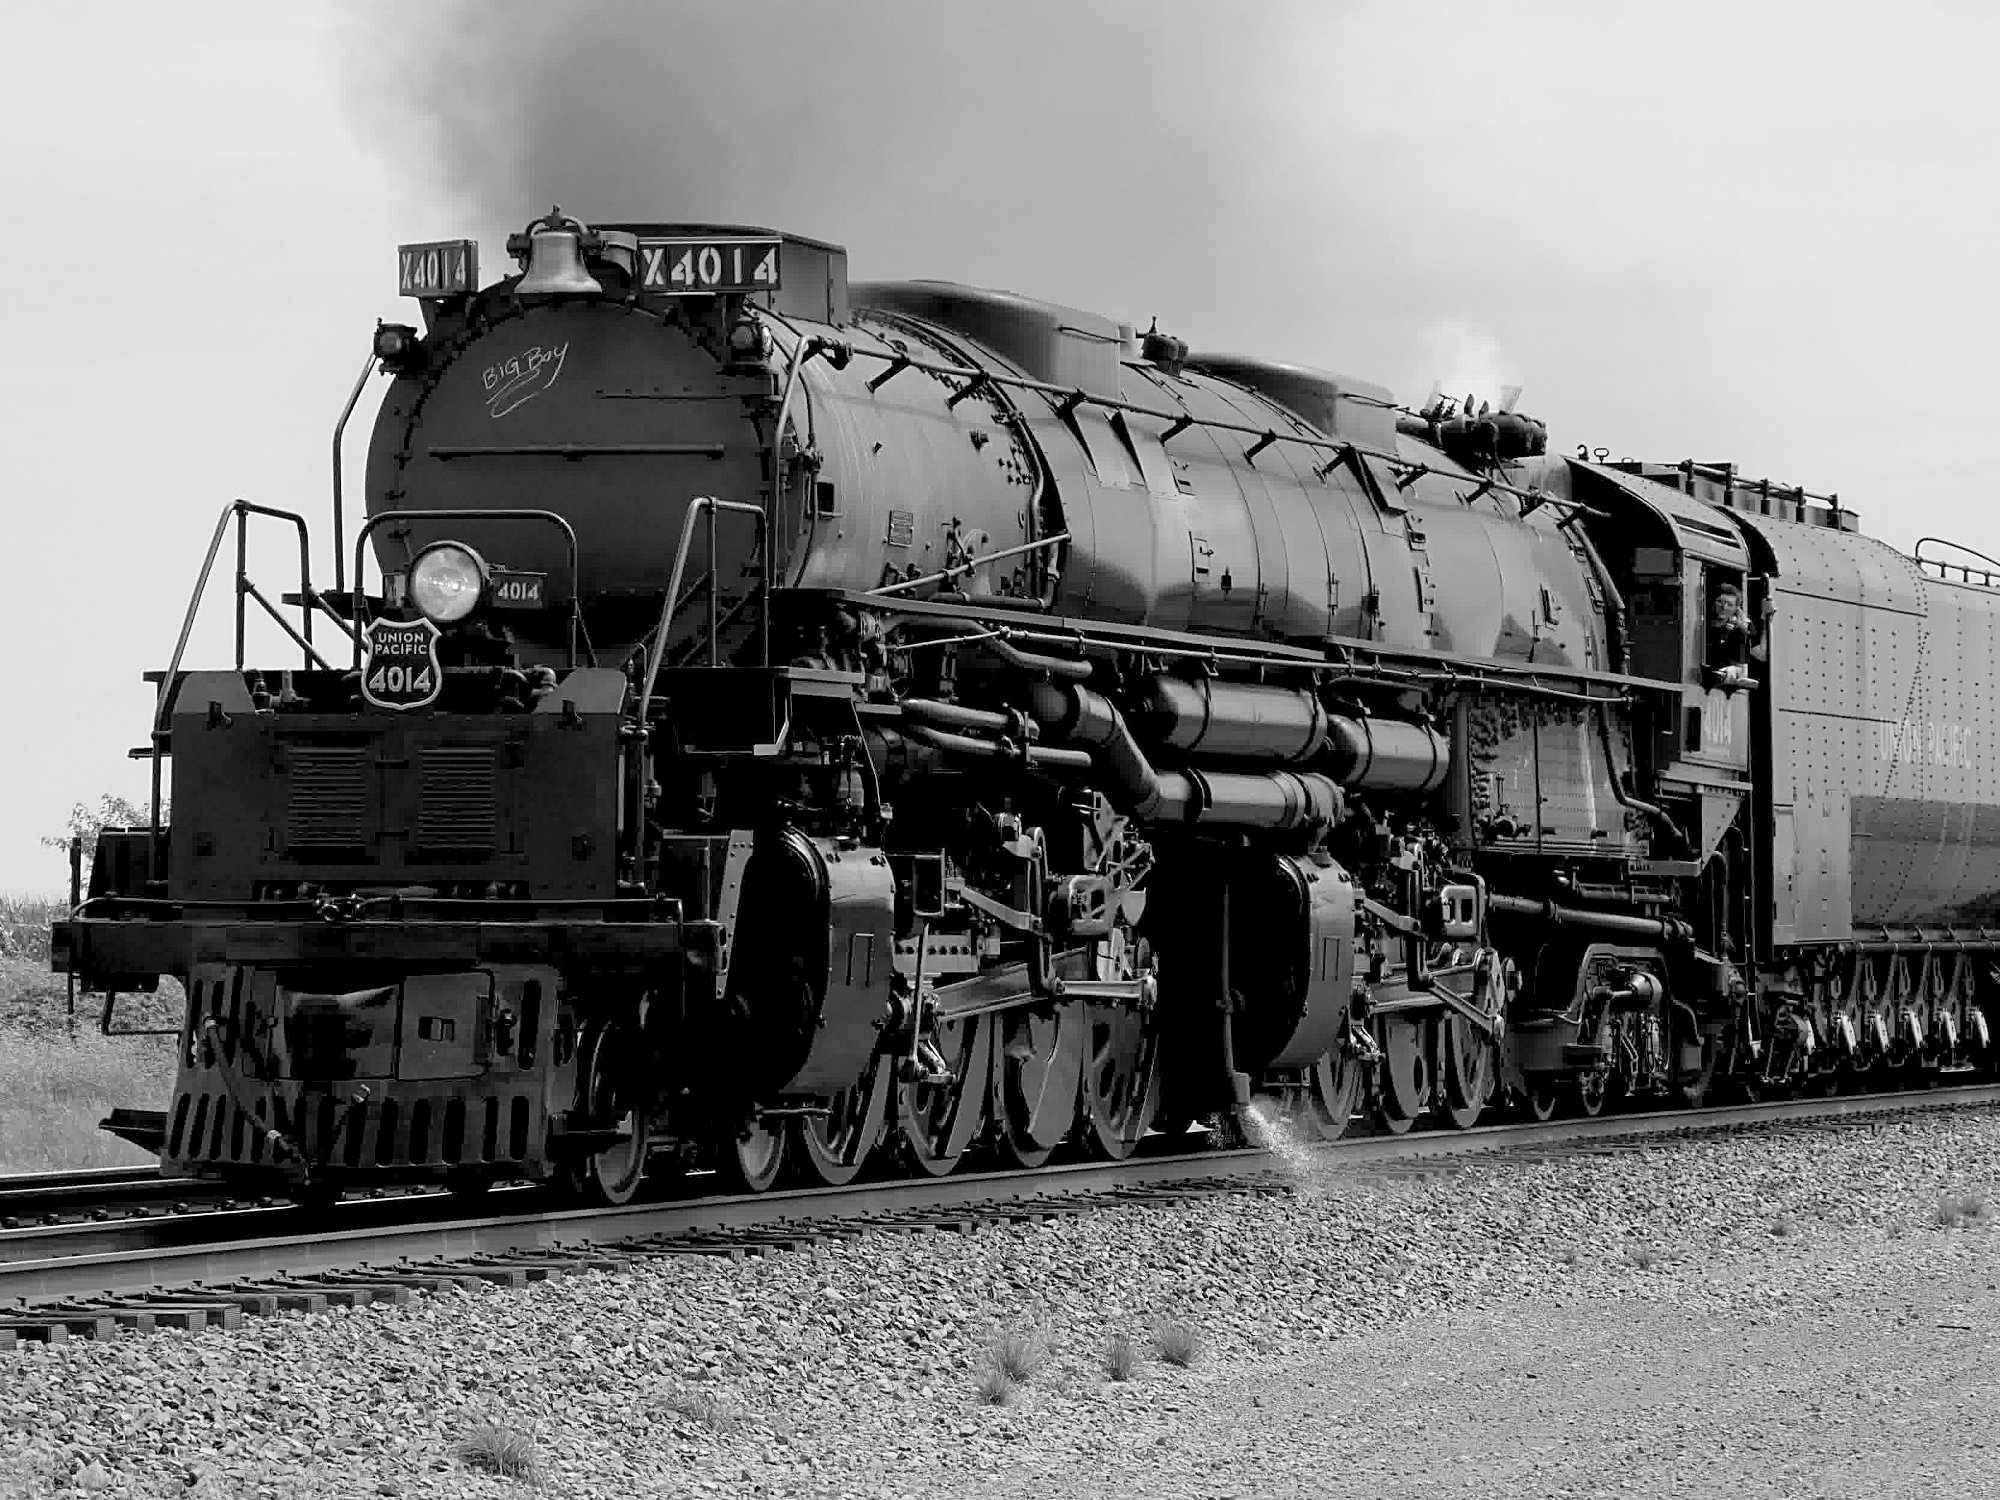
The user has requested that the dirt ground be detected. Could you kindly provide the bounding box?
[956,1232,2000,1500]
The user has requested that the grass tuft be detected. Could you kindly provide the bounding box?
[973,1364,1015,1406]
[1623,1245,1660,1271]
[1936,1189,1993,1229]
[1103,1331,1138,1382]
[0,895,59,965]
[456,1418,539,1482]
[0,1444,57,1500]
[989,1325,1049,1383]
[0,1022,175,1175]
[1154,1320,1204,1368]
[0,936,183,1174]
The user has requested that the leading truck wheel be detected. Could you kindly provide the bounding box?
[790,1056,892,1188]
[1266,1044,1364,1144]
[1569,1066,1609,1118]
[560,1020,650,1207]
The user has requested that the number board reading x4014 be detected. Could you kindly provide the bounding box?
[637,236,782,295]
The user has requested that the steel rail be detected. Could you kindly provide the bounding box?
[0,1168,217,1222]
[0,1167,271,1223]
[0,1166,164,1194]
[0,1178,532,1266]
[0,1166,200,1207]
[4,1083,1996,1310]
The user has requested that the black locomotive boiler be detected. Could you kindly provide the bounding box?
[55,210,2000,1201]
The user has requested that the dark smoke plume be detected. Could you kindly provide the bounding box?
[340,0,1320,323]
[339,0,1985,531]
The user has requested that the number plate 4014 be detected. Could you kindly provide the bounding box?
[636,236,782,295]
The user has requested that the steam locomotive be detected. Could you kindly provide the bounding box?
[55,209,2000,1202]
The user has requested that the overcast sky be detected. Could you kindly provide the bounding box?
[3,1,1997,892]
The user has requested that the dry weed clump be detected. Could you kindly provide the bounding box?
[456,1418,540,1481]
[971,1323,1050,1404]
[1103,1330,1139,1381]
[1154,1320,1204,1367]
[1936,1189,1993,1229]
[989,1325,1050,1383]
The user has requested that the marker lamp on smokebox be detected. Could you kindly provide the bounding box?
[373,321,423,373]
[408,542,488,624]
[726,316,772,362]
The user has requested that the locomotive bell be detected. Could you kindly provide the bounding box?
[516,224,603,296]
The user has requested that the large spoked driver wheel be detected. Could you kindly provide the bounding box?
[897,1013,995,1176]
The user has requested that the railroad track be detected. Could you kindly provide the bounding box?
[0,1165,241,1226]
[5,1083,1997,1348]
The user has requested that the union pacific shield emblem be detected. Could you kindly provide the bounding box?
[361,617,443,710]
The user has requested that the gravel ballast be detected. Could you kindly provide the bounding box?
[3,1107,1996,1499]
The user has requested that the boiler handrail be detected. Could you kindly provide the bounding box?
[329,346,382,597]
[636,496,769,729]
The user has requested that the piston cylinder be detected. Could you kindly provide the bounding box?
[1324,716,1450,792]
[1137,675,1327,764]
[1029,682,1345,829]
[1153,768,1345,829]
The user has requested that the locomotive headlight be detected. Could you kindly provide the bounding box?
[408,541,488,624]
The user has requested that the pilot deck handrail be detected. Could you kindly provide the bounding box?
[149,499,357,879]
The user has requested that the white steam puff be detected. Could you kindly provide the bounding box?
[1410,318,1523,414]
